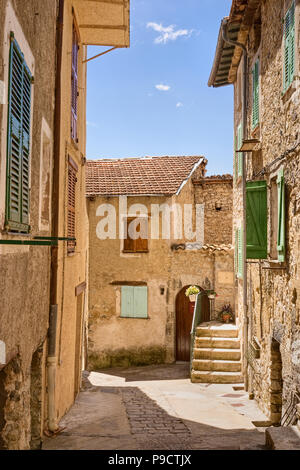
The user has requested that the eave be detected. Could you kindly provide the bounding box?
[73,0,130,47]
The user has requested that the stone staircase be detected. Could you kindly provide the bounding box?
[191,322,243,384]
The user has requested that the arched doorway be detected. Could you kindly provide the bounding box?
[176,286,210,361]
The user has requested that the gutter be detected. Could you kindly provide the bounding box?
[221,18,249,391]
[47,0,64,433]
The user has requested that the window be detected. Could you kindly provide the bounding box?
[252,59,260,129]
[71,24,79,142]
[283,1,295,92]
[246,171,285,262]
[67,156,78,253]
[123,217,148,253]
[6,35,32,232]
[246,180,267,259]
[121,286,148,318]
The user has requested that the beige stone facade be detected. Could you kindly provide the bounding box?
[87,160,234,369]
[210,0,300,424]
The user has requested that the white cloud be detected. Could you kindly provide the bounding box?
[155,84,170,91]
[147,22,193,44]
[176,102,183,108]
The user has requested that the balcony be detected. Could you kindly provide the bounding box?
[73,0,130,47]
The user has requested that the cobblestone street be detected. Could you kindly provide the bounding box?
[43,364,269,450]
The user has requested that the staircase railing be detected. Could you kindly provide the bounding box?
[190,292,204,371]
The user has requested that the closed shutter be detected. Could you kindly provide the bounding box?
[246,180,267,259]
[121,286,148,318]
[277,169,285,262]
[6,36,32,231]
[123,217,135,252]
[67,156,78,253]
[234,135,238,182]
[252,59,259,129]
[71,25,79,142]
[237,122,243,177]
[284,2,295,91]
[234,228,238,273]
[237,227,243,279]
[123,217,148,252]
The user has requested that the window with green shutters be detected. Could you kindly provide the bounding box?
[121,286,148,318]
[6,34,32,232]
[237,227,243,279]
[237,122,243,178]
[283,1,295,92]
[277,169,285,262]
[246,181,267,259]
[252,59,260,129]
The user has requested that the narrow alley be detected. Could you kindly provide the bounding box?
[43,364,267,451]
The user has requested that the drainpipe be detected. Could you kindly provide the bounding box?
[222,19,249,391]
[47,0,64,432]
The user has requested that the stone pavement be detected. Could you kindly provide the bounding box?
[43,363,269,450]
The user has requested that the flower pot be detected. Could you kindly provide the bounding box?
[189,294,197,302]
[222,314,231,323]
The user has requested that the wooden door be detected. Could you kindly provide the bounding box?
[176,287,210,361]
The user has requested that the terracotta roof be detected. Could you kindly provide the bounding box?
[86,156,206,197]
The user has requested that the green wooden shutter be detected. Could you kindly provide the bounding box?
[246,181,267,259]
[234,228,238,273]
[284,2,295,91]
[6,36,32,231]
[277,169,285,262]
[237,122,243,177]
[133,286,148,318]
[237,227,243,278]
[121,286,134,317]
[252,59,259,129]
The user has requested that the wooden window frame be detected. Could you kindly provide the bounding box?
[283,1,295,93]
[123,216,149,253]
[252,58,260,130]
[5,35,33,233]
[71,23,79,143]
[67,156,78,254]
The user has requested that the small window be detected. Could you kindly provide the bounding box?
[71,24,79,142]
[234,122,243,181]
[121,286,148,318]
[123,217,148,253]
[283,1,295,92]
[6,35,33,233]
[67,156,78,254]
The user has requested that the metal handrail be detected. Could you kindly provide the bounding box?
[190,292,204,370]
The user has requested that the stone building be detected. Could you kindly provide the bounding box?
[86,156,235,370]
[0,0,130,450]
[209,0,300,424]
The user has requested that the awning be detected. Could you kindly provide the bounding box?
[73,0,130,47]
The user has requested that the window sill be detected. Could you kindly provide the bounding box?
[119,316,149,320]
[281,78,297,104]
[122,250,149,254]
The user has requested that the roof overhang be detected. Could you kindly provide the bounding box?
[73,0,130,47]
[208,0,261,88]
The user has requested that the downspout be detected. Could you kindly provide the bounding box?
[47,0,64,432]
[222,19,249,391]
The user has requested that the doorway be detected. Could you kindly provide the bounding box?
[175,286,209,361]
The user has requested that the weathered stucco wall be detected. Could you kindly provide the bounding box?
[88,175,234,369]
[233,0,300,422]
[0,0,57,449]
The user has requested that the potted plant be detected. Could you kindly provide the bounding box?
[185,285,200,302]
[206,290,218,300]
[218,304,234,323]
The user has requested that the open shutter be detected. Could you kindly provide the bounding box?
[121,286,134,317]
[237,122,243,177]
[284,2,295,91]
[252,59,259,129]
[237,228,243,278]
[6,36,32,232]
[277,169,285,262]
[234,228,238,273]
[67,156,78,253]
[246,180,267,259]
[133,286,148,318]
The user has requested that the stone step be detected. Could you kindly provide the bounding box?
[192,359,242,372]
[196,325,238,338]
[195,336,240,349]
[191,370,243,384]
[265,426,300,450]
[193,348,241,361]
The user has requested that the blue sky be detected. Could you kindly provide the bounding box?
[86,0,233,175]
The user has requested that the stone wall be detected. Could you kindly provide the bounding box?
[232,0,300,422]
